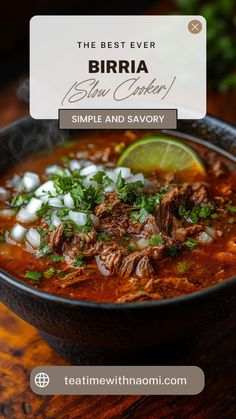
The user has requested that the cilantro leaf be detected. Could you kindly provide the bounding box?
[184,237,198,249]
[149,234,165,246]
[74,253,86,267]
[24,271,41,281]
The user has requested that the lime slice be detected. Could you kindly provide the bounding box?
[117,136,205,175]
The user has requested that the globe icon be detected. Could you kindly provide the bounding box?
[34,372,50,388]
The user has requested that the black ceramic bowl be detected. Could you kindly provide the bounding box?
[0,115,236,365]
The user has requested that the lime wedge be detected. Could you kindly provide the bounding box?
[117,136,205,175]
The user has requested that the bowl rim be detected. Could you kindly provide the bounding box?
[0,113,236,310]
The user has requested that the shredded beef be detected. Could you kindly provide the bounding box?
[211,160,227,178]
[119,245,166,278]
[142,215,160,239]
[94,192,120,217]
[49,224,64,252]
[173,225,204,242]
[191,183,210,205]
[116,290,162,303]
[157,185,192,235]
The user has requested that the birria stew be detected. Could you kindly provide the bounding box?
[0,130,236,303]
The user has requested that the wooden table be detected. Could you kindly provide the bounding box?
[0,79,236,419]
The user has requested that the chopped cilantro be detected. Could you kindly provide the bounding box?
[184,237,198,249]
[74,253,86,267]
[36,242,51,258]
[92,171,112,188]
[36,203,49,217]
[24,271,41,281]
[178,203,217,224]
[0,236,5,242]
[116,172,143,204]
[130,192,165,222]
[11,193,32,208]
[43,267,55,279]
[128,243,137,252]
[149,234,164,246]
[226,202,236,213]
[97,232,111,241]
[50,254,65,263]
[130,207,149,223]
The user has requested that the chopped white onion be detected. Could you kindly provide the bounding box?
[80,164,100,176]
[106,170,116,182]
[95,256,110,276]
[115,167,131,179]
[11,224,27,242]
[127,173,144,184]
[22,172,40,192]
[26,198,43,214]
[45,164,61,175]
[51,212,62,227]
[40,194,50,204]
[91,214,99,227]
[67,211,87,226]
[16,198,42,223]
[198,232,213,244]
[35,180,56,197]
[205,226,216,238]
[48,197,63,208]
[0,209,16,218]
[0,187,10,201]
[69,160,81,171]
[16,207,38,223]
[26,227,41,248]
[63,193,74,209]
[137,238,149,249]
[104,184,116,193]
[6,174,21,188]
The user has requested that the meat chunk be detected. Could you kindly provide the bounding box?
[63,231,97,265]
[116,290,162,303]
[94,192,120,217]
[157,185,192,235]
[119,245,166,278]
[191,183,210,206]
[173,224,204,242]
[135,255,154,278]
[211,160,227,178]
[49,224,64,252]
[142,215,160,239]
[85,241,128,275]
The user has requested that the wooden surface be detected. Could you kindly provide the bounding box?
[0,78,236,419]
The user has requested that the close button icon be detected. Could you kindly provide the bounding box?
[188,20,202,34]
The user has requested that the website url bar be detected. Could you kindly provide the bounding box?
[31,366,204,395]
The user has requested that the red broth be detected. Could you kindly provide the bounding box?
[0,130,236,303]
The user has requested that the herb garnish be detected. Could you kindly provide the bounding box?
[97,232,111,241]
[226,202,236,213]
[74,253,86,267]
[11,193,33,208]
[184,237,198,249]
[36,242,51,258]
[50,254,65,263]
[24,271,41,281]
[116,172,143,204]
[43,267,55,279]
[149,234,165,246]
[178,203,217,224]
